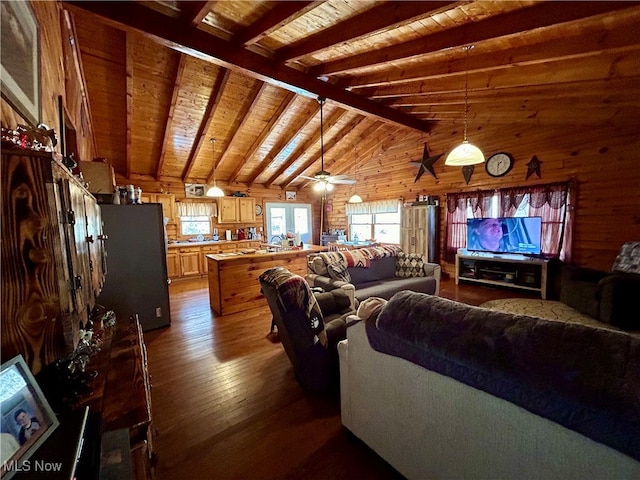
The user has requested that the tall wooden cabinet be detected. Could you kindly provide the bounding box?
[1,149,105,373]
[400,204,439,263]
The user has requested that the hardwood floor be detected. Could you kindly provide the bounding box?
[143,276,537,480]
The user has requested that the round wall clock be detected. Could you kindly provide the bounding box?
[255,204,263,216]
[485,152,514,177]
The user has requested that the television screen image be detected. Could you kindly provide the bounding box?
[466,217,542,255]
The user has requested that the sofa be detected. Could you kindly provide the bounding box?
[561,240,640,330]
[306,245,441,307]
[339,291,640,480]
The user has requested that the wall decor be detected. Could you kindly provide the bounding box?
[0,0,40,127]
[526,155,543,179]
[286,191,296,201]
[485,152,514,177]
[185,183,206,198]
[0,355,60,476]
[410,143,443,182]
[462,165,474,184]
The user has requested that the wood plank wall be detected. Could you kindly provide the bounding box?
[2,1,637,276]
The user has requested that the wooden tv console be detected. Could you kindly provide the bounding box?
[455,249,549,299]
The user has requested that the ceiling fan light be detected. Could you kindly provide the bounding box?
[445,140,485,166]
[348,194,363,203]
[206,184,225,197]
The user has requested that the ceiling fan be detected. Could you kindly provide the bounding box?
[298,97,355,191]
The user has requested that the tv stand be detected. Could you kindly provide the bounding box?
[455,250,549,299]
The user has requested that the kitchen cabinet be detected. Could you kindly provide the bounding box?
[79,160,115,195]
[141,193,176,223]
[167,251,180,278]
[179,247,202,276]
[1,149,104,372]
[218,196,256,223]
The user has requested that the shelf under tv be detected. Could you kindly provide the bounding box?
[455,249,549,299]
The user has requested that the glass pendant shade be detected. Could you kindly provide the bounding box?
[348,194,363,203]
[444,140,485,166]
[314,181,333,192]
[206,137,225,197]
[206,184,225,197]
[446,45,484,167]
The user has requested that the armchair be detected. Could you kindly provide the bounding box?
[259,267,353,391]
[561,241,640,330]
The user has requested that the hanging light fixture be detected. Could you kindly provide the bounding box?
[445,45,484,166]
[206,138,225,197]
[348,145,362,203]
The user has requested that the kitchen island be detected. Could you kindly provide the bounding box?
[207,245,326,316]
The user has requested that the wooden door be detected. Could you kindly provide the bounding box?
[167,251,180,279]
[180,249,201,276]
[218,197,238,223]
[238,197,255,222]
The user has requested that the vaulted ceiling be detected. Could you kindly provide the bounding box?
[64,1,640,191]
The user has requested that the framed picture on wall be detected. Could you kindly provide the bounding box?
[185,184,206,198]
[1,355,59,478]
[0,0,40,127]
[285,191,296,201]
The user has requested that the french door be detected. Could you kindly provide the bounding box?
[265,203,313,245]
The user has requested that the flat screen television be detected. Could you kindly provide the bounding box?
[466,217,542,255]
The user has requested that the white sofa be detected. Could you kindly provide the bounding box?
[338,292,640,480]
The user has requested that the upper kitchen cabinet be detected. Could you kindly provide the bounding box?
[141,193,175,224]
[218,197,255,223]
[1,149,105,373]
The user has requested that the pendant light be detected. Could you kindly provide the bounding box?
[313,97,333,193]
[348,145,362,203]
[445,45,484,166]
[206,138,225,197]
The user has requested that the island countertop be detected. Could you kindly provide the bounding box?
[206,244,326,316]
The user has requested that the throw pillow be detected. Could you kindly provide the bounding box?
[395,252,426,278]
[327,261,352,282]
[357,297,387,323]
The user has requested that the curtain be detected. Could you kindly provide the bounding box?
[176,201,218,217]
[345,199,399,215]
[444,182,574,262]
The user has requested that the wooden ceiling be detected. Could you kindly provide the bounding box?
[64,1,640,191]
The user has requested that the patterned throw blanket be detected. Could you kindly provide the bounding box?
[320,245,402,269]
[259,267,327,347]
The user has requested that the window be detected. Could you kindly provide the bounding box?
[176,201,216,236]
[349,210,400,243]
[180,216,211,236]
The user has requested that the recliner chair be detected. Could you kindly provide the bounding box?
[259,267,353,391]
[561,241,640,330]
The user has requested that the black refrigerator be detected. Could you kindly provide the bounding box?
[98,204,171,331]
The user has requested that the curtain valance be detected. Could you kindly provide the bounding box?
[345,199,399,215]
[176,201,218,217]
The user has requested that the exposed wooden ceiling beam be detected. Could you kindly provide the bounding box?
[234,1,320,47]
[64,1,434,133]
[277,1,456,62]
[229,90,297,184]
[182,67,230,181]
[285,115,363,188]
[345,11,640,90]
[247,98,319,186]
[264,109,350,187]
[176,1,211,27]
[312,1,634,76]
[156,54,188,180]
[206,80,266,183]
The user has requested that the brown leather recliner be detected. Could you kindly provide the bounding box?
[259,267,353,391]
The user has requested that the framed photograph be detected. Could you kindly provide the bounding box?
[0,0,40,127]
[285,191,296,201]
[1,355,59,479]
[185,183,206,198]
